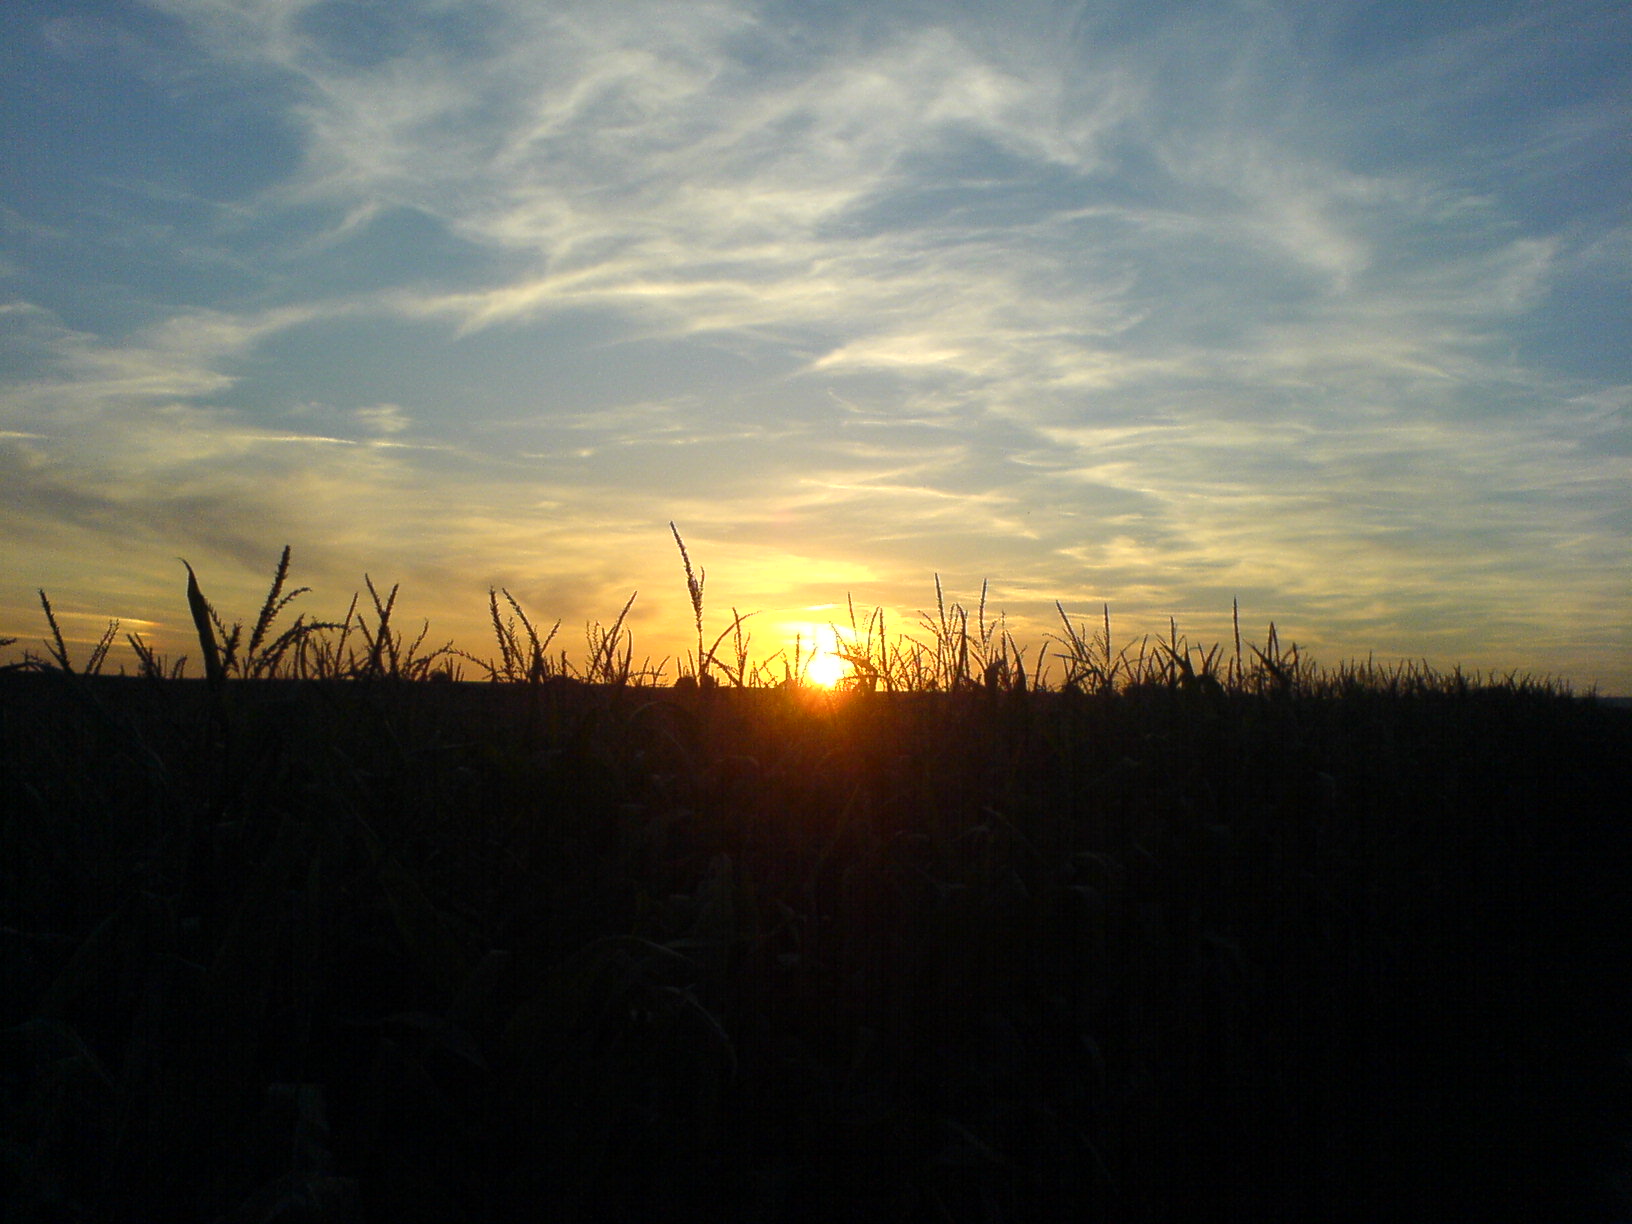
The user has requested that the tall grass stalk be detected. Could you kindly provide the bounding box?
[477,587,562,683]
[671,522,707,680]
[34,588,119,675]
[584,591,640,686]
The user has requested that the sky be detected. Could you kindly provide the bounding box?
[2,0,1629,691]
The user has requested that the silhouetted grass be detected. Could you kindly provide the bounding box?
[3,544,1629,1223]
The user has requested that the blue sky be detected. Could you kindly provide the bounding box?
[3,0,1628,689]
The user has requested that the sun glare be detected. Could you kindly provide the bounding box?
[804,648,850,689]
[782,622,853,689]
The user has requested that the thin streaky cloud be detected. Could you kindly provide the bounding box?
[1,0,1626,689]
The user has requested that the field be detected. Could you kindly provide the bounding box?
[3,549,1630,1222]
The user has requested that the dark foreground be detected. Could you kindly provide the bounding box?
[3,673,1630,1222]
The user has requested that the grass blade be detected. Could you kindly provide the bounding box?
[180,561,225,690]
[37,589,71,673]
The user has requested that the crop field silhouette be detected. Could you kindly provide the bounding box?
[3,543,1629,1222]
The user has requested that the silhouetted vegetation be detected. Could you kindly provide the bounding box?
[3,546,1629,1221]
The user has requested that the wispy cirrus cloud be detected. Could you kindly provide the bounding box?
[2,0,1627,687]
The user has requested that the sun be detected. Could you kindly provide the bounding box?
[780,621,854,689]
[804,648,851,689]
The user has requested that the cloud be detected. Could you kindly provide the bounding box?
[2,0,1627,689]
[1,299,320,423]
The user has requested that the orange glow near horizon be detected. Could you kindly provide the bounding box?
[804,648,851,689]
[779,621,854,689]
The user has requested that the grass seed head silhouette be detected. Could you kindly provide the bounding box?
[671,521,705,678]
[8,528,1592,699]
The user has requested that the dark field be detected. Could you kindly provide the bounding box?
[4,669,1631,1222]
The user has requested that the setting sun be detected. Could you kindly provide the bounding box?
[804,648,851,689]
[779,622,854,689]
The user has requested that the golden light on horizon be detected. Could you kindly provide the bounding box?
[779,621,854,689]
[804,648,850,689]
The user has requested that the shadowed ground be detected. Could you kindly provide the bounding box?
[3,673,1630,1222]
